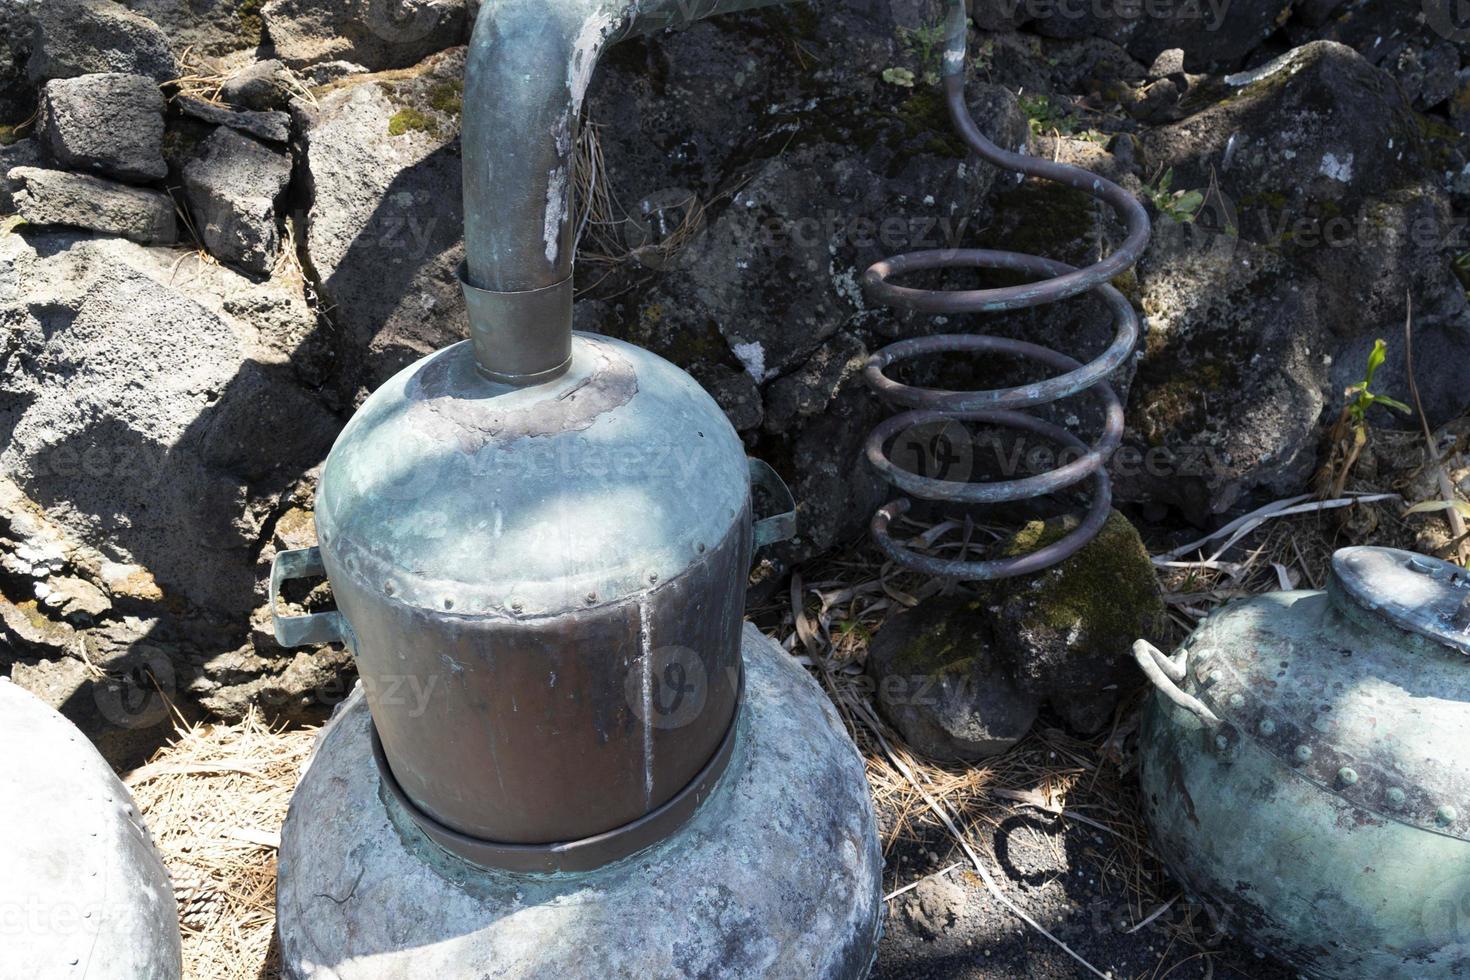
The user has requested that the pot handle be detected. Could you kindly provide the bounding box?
[748,458,796,549]
[1132,640,1221,729]
[270,546,344,648]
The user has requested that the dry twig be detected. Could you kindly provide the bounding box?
[1403,294,1468,563]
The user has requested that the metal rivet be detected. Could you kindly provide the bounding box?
[1338,767,1359,786]
[1293,745,1313,763]
[1258,719,1277,736]
[383,580,396,596]
[585,592,597,605]
[1214,734,1230,751]
[1437,805,1458,826]
[1385,787,1406,808]
[1228,693,1245,708]
[696,542,706,554]
[510,599,524,613]
[443,598,454,610]
[648,572,659,584]
[1453,595,1470,629]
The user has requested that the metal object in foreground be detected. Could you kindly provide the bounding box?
[1135,546,1470,978]
[276,626,883,980]
[863,0,1150,580]
[0,679,182,980]
[273,335,795,871]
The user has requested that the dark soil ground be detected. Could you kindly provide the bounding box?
[870,804,1297,980]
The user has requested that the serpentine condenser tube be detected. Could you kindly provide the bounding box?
[459,0,789,384]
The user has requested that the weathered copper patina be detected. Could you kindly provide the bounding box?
[1136,546,1470,978]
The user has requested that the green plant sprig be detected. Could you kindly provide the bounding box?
[1347,338,1412,428]
[1142,168,1206,224]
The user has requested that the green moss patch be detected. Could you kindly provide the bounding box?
[387,107,437,137]
[238,0,264,43]
[1417,112,1461,173]
[989,180,1098,263]
[428,80,464,116]
[374,60,467,139]
[889,598,989,676]
[1135,357,1235,445]
[992,509,1165,658]
[886,90,966,158]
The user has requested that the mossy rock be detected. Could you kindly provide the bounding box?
[371,58,469,140]
[427,80,464,116]
[161,121,211,174]
[238,0,265,45]
[864,598,1038,762]
[986,509,1165,731]
[387,107,437,138]
[885,597,987,676]
[987,179,1105,272]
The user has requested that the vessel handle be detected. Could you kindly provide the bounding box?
[270,546,344,648]
[748,458,796,549]
[1132,640,1221,729]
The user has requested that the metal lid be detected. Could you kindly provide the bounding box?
[315,334,750,618]
[1331,546,1470,655]
[1180,549,1470,840]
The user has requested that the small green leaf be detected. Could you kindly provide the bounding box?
[1364,338,1387,386]
[1172,190,1205,219]
[1373,395,1413,415]
[882,67,916,87]
[1344,339,1412,431]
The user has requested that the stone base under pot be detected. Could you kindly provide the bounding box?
[276,624,884,979]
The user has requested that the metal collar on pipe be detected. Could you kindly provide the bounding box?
[458,265,574,384]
